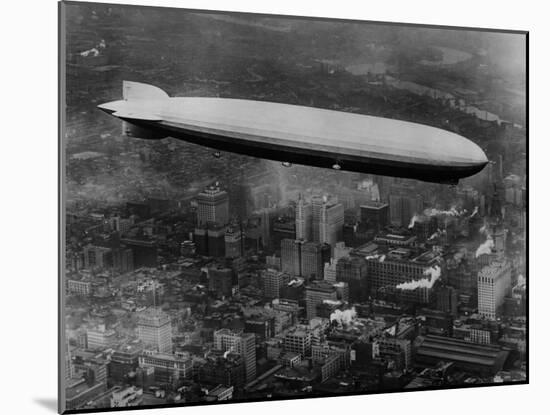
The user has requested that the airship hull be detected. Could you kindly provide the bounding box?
[98,81,488,184]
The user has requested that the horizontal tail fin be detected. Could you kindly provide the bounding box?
[123,81,169,101]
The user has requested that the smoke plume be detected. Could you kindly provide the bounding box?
[423,206,467,218]
[396,265,441,290]
[475,236,494,257]
[330,307,357,326]
[428,228,446,241]
[408,214,421,229]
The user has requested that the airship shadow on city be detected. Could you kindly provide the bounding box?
[98,81,488,185]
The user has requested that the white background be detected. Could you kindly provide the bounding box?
[1,0,545,413]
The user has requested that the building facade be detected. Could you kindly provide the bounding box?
[137,308,172,354]
[196,184,229,226]
[478,259,512,320]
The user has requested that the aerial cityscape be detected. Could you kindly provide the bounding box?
[61,2,527,412]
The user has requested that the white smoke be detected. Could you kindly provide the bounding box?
[428,228,447,241]
[475,236,494,258]
[80,47,99,57]
[396,265,441,290]
[223,347,233,359]
[423,206,466,218]
[408,214,421,229]
[80,39,106,57]
[330,307,357,326]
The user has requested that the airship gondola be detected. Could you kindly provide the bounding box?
[98,81,488,184]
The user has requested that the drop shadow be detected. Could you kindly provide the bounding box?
[34,398,57,413]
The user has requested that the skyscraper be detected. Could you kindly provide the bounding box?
[301,242,324,280]
[324,260,337,284]
[478,260,512,320]
[213,329,257,382]
[281,239,303,277]
[312,196,324,243]
[196,184,229,226]
[193,225,208,256]
[312,196,344,248]
[389,193,423,228]
[296,195,312,241]
[360,202,389,231]
[137,308,172,354]
[224,226,243,258]
[207,225,226,257]
[336,256,368,302]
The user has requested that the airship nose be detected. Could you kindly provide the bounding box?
[472,142,489,165]
[97,99,125,114]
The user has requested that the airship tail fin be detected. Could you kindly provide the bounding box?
[123,81,169,101]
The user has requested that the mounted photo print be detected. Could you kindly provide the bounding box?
[58,1,528,413]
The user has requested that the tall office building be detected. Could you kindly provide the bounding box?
[255,207,273,249]
[478,260,512,320]
[281,239,304,277]
[207,225,226,257]
[262,269,291,299]
[389,193,423,228]
[360,202,389,231]
[213,329,257,382]
[193,225,208,256]
[225,226,243,258]
[490,223,507,257]
[312,196,344,247]
[320,201,344,248]
[272,217,297,248]
[336,256,369,302]
[196,184,229,226]
[324,260,337,284]
[305,281,338,320]
[296,195,313,241]
[301,242,324,280]
[137,308,172,354]
[312,196,324,243]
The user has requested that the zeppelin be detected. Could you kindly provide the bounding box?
[98,81,488,184]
